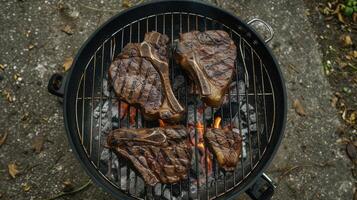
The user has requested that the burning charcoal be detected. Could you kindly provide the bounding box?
[172,74,185,92]
[102,78,110,97]
[222,81,246,104]
[211,102,240,126]
[236,128,248,159]
[186,102,205,125]
[240,103,256,123]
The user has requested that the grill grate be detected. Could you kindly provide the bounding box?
[75,12,275,200]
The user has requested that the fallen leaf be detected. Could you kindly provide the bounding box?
[341,35,353,47]
[336,137,350,144]
[122,0,132,8]
[61,25,74,35]
[22,183,31,192]
[0,64,5,70]
[293,99,307,116]
[348,50,357,59]
[347,142,357,161]
[331,95,339,108]
[3,91,14,103]
[62,180,74,192]
[31,134,45,153]
[28,44,35,50]
[353,13,357,22]
[63,57,73,72]
[337,12,346,23]
[13,73,21,81]
[8,163,20,178]
[0,132,8,146]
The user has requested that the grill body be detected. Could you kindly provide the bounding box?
[55,1,287,199]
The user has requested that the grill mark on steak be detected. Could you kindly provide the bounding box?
[136,66,149,103]
[107,126,192,186]
[109,32,184,121]
[204,128,242,171]
[175,30,237,107]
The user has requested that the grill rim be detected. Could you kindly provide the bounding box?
[61,0,287,199]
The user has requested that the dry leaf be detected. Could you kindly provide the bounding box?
[63,57,73,72]
[61,25,74,35]
[337,12,346,24]
[293,99,307,116]
[348,50,357,59]
[31,134,45,153]
[347,142,357,161]
[8,163,19,178]
[22,183,31,192]
[353,13,357,23]
[0,64,5,70]
[122,0,132,8]
[28,44,35,50]
[3,91,14,103]
[0,132,8,146]
[336,137,350,144]
[341,35,353,47]
[331,95,339,108]
[62,180,74,192]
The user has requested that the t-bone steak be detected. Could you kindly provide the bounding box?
[175,30,237,107]
[109,31,184,122]
[107,126,192,186]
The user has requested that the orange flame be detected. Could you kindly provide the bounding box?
[119,102,129,120]
[213,116,222,129]
[159,119,165,127]
[130,108,137,125]
[119,102,139,126]
[195,122,213,174]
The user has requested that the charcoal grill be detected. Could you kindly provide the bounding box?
[48,1,287,199]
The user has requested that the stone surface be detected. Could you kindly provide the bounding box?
[0,0,353,200]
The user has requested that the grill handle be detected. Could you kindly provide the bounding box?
[247,18,274,43]
[48,73,66,98]
[246,173,276,200]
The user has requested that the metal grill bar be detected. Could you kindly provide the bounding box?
[76,93,273,100]
[251,49,261,158]
[240,38,254,170]
[89,52,96,156]
[74,12,276,200]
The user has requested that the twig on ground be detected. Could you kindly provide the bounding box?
[47,180,92,200]
[287,64,300,74]
[271,160,334,181]
[79,3,119,12]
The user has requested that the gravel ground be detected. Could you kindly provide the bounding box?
[0,0,353,200]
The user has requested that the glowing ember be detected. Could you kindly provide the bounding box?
[194,122,213,176]
[159,119,165,127]
[118,101,139,127]
[119,102,129,120]
[213,116,222,129]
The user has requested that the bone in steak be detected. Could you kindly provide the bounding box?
[204,128,242,171]
[175,30,237,107]
[107,126,192,186]
[109,32,184,122]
